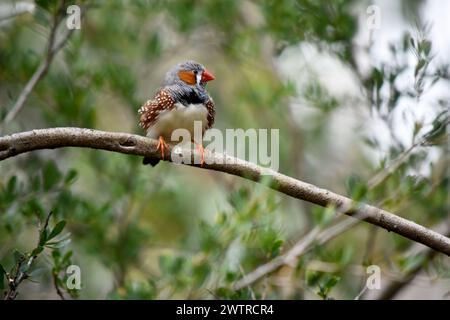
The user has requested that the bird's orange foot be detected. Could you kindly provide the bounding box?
[156,136,169,160]
[194,143,206,167]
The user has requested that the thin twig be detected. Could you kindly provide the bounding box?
[354,285,368,300]
[3,212,53,300]
[367,142,419,189]
[52,271,66,300]
[1,2,83,130]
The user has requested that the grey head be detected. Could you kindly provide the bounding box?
[163,60,215,105]
[164,60,215,86]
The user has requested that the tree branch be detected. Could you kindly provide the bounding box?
[1,127,450,257]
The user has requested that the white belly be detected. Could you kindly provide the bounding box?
[146,102,208,141]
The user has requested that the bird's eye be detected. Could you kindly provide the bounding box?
[193,70,198,75]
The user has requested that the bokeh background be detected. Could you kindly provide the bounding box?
[0,0,449,299]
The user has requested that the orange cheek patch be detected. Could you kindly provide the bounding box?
[178,71,196,85]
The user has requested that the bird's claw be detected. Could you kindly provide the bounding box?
[195,143,205,167]
[157,136,169,160]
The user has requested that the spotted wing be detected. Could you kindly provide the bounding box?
[138,89,175,132]
[205,99,215,130]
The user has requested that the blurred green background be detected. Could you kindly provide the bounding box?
[0,0,449,299]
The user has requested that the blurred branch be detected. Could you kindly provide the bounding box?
[1,127,450,256]
[367,142,419,189]
[366,128,439,189]
[1,2,84,131]
[52,272,66,300]
[374,250,436,300]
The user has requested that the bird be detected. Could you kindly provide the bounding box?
[138,60,216,166]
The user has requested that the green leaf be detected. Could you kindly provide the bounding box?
[421,40,432,55]
[399,254,426,273]
[306,270,322,287]
[372,67,384,91]
[47,221,66,241]
[270,239,284,257]
[415,59,426,77]
[362,137,379,148]
[64,169,78,185]
[35,0,58,10]
[216,287,234,298]
[229,188,250,212]
[313,206,336,227]
[345,174,368,201]
[31,246,44,257]
[225,270,238,283]
[317,275,340,299]
[410,37,416,50]
[324,275,340,289]
[423,110,449,145]
[31,175,41,192]
[62,250,73,265]
[46,238,71,249]
[43,161,62,191]
[52,249,61,262]
[158,255,185,275]
[39,229,48,246]
[7,176,17,195]
[192,262,210,287]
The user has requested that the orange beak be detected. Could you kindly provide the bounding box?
[201,69,215,83]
